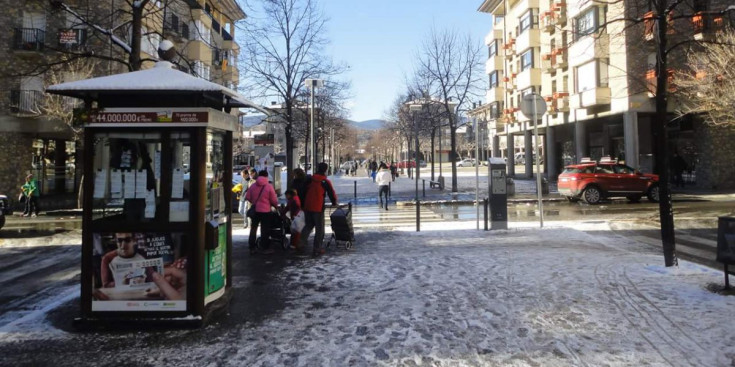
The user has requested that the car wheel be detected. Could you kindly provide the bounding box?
[583,186,602,204]
[0,214,4,230]
[566,196,580,203]
[647,184,660,202]
[627,195,642,203]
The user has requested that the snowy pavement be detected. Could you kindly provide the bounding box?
[1,221,735,366]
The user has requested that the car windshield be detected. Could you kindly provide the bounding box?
[614,165,635,174]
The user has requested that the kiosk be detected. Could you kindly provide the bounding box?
[47,61,267,326]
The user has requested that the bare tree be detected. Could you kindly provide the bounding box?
[675,28,735,126]
[240,0,345,184]
[415,26,484,192]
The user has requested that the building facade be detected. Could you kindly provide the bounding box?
[0,0,244,203]
[471,0,734,188]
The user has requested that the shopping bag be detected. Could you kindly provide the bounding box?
[290,211,305,233]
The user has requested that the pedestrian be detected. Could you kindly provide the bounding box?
[672,152,688,188]
[390,162,397,181]
[245,170,278,255]
[21,174,40,217]
[236,169,256,228]
[370,160,378,182]
[300,162,338,257]
[282,189,304,252]
[376,163,391,210]
[290,167,308,205]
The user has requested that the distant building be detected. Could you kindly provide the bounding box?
[471,0,734,188]
[0,0,245,201]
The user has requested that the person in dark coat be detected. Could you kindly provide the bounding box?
[672,152,688,188]
[300,162,338,257]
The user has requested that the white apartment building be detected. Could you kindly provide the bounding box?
[471,0,734,189]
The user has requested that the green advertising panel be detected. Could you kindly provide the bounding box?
[205,223,227,299]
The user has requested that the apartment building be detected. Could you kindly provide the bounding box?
[0,0,245,202]
[471,0,734,188]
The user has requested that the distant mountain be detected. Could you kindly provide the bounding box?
[350,119,386,130]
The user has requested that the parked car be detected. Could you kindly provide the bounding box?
[396,160,416,168]
[557,160,659,204]
[419,160,427,168]
[0,195,10,230]
[457,158,476,167]
[514,152,543,165]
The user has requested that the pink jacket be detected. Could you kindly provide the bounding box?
[245,176,278,213]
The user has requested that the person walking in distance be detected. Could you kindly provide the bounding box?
[370,160,378,182]
[237,169,257,228]
[376,163,391,210]
[672,152,688,188]
[300,162,338,257]
[390,162,397,181]
[245,170,278,255]
[21,174,40,217]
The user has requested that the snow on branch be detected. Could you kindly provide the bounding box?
[56,1,132,54]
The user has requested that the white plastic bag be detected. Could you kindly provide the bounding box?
[290,211,305,233]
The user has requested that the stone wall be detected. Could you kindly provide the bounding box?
[695,123,735,190]
[0,132,34,200]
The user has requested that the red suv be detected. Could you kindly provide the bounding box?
[557,160,659,204]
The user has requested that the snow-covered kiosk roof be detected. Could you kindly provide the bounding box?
[46,61,269,114]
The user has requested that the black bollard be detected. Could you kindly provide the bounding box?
[388,182,391,198]
[422,180,426,198]
[483,198,489,231]
[354,181,357,201]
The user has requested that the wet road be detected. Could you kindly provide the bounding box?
[0,198,733,324]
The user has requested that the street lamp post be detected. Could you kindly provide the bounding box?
[305,78,323,172]
[409,102,422,232]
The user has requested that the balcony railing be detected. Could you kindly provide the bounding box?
[646,69,676,94]
[13,28,45,51]
[10,90,44,114]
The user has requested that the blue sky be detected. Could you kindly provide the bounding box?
[321,0,493,122]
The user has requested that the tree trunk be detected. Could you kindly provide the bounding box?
[654,5,677,267]
[130,5,144,71]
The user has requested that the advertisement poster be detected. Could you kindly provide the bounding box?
[92,232,188,311]
[205,223,227,304]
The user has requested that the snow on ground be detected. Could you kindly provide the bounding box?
[3,222,734,366]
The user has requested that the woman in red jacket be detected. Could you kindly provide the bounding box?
[245,170,279,255]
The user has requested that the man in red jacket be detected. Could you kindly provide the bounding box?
[300,162,337,256]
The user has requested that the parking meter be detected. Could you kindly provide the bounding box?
[488,158,508,230]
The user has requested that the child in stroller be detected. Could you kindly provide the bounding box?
[256,209,291,251]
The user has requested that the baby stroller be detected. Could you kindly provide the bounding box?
[256,210,291,251]
[326,203,354,249]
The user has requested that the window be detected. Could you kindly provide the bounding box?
[519,10,536,34]
[489,71,499,88]
[193,61,211,80]
[490,102,502,118]
[576,61,597,92]
[521,49,533,71]
[141,26,161,57]
[614,165,635,174]
[488,40,498,57]
[595,165,614,174]
[575,7,598,38]
[191,20,211,43]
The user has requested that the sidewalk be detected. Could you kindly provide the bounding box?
[2,221,734,366]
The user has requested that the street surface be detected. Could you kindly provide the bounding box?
[0,170,734,366]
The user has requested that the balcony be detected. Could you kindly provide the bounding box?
[553,92,570,112]
[570,87,610,109]
[541,52,556,72]
[516,68,542,90]
[568,33,608,67]
[553,47,567,68]
[13,28,45,51]
[10,90,43,115]
[692,12,725,40]
[486,86,505,103]
[485,54,504,74]
[164,15,190,40]
[484,29,503,46]
[186,40,212,64]
[515,28,540,52]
